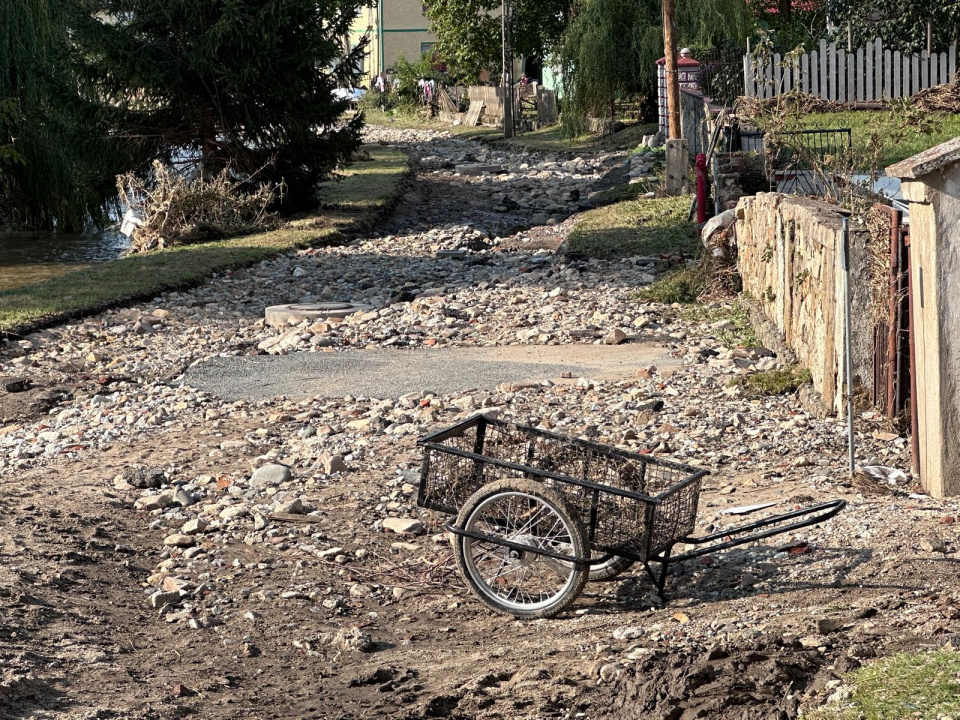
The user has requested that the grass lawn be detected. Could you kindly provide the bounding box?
[808,649,960,719]
[565,194,698,259]
[680,303,759,348]
[774,109,960,168]
[0,146,408,335]
[730,365,811,395]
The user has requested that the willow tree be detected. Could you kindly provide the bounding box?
[72,0,367,213]
[0,0,110,230]
[559,0,753,135]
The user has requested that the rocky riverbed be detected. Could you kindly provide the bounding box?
[0,125,948,720]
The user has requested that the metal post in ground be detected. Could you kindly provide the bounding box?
[842,216,856,477]
[501,0,514,139]
[695,153,708,223]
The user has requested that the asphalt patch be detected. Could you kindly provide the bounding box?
[183,348,602,401]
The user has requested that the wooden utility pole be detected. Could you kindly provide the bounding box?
[501,0,514,138]
[661,0,680,139]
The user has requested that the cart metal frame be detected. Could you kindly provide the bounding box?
[418,414,845,610]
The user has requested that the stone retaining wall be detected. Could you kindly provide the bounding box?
[736,193,874,415]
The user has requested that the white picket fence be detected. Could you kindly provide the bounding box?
[743,38,958,101]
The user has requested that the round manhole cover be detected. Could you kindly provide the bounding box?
[288,302,354,312]
[264,301,375,328]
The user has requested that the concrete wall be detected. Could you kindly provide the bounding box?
[736,193,874,415]
[679,90,707,155]
[382,0,435,68]
[679,89,726,156]
[899,176,960,497]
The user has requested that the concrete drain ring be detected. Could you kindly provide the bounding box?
[265,301,374,327]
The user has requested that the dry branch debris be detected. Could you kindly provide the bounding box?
[117,160,282,252]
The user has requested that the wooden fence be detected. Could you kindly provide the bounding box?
[463,84,557,127]
[744,38,958,101]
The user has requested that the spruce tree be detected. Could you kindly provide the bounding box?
[73,0,367,212]
[0,0,111,231]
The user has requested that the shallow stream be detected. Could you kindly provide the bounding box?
[0,230,128,291]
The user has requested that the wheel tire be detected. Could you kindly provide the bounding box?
[588,555,636,582]
[453,478,589,619]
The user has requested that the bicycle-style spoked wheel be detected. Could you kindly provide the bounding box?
[586,554,635,582]
[453,479,588,618]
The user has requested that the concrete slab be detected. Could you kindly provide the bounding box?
[182,344,679,402]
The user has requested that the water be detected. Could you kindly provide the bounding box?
[0,230,129,291]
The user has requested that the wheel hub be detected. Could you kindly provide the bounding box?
[506,534,538,568]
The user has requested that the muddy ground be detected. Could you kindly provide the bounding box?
[1,415,953,720]
[1,127,956,720]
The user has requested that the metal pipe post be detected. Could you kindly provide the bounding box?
[842,217,855,476]
[501,0,514,138]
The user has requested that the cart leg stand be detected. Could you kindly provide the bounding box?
[643,546,673,603]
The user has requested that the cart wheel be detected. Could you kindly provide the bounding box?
[588,555,635,582]
[453,478,589,619]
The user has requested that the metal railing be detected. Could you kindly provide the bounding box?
[734,127,853,195]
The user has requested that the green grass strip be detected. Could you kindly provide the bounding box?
[808,649,960,720]
[566,194,699,260]
[760,109,960,169]
[0,146,408,335]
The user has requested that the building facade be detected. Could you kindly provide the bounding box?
[350,0,437,87]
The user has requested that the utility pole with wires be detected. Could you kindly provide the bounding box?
[501,0,514,139]
[661,0,680,139]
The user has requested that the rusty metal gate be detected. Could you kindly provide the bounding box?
[871,203,918,472]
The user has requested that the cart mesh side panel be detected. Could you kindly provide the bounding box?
[419,416,705,561]
[649,479,701,556]
[418,421,487,512]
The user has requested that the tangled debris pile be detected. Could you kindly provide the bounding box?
[909,82,960,113]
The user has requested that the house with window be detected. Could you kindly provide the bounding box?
[350,0,437,87]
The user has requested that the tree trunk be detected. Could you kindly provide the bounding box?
[662,0,681,139]
[200,99,217,174]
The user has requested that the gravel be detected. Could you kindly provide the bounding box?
[0,125,926,668]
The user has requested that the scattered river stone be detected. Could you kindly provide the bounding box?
[383,518,426,536]
[251,464,292,487]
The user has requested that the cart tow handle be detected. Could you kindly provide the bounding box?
[670,499,847,563]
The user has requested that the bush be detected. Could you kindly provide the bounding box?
[730,366,812,396]
[117,161,281,252]
[638,263,710,304]
[360,53,451,116]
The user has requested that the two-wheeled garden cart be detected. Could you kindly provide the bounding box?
[417,414,846,618]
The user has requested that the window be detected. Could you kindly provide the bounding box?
[421,42,435,57]
[350,39,367,74]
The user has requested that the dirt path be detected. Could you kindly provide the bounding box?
[0,127,949,720]
[2,416,949,720]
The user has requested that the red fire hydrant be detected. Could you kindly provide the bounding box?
[695,153,708,226]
